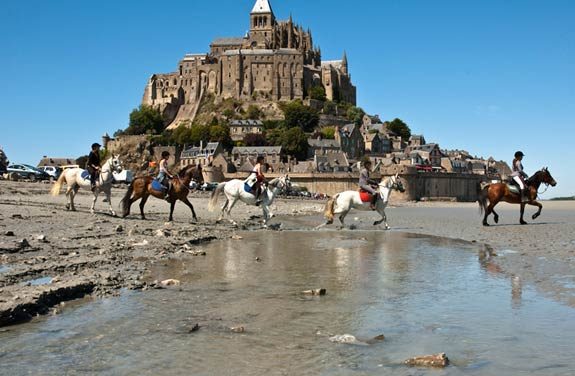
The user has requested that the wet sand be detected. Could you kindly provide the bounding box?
[1,180,574,326]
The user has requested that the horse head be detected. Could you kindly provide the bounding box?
[539,167,557,187]
[380,173,405,193]
[269,174,291,192]
[105,155,123,173]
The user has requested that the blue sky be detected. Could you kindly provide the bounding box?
[1,0,573,198]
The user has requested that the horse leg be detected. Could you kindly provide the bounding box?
[139,195,149,220]
[374,204,389,229]
[106,189,116,216]
[70,185,79,211]
[262,204,270,228]
[519,203,527,225]
[492,208,500,224]
[65,186,73,211]
[530,201,543,220]
[483,200,498,226]
[90,190,99,214]
[216,199,229,222]
[180,197,198,222]
[168,200,176,222]
[338,210,349,229]
[225,198,239,226]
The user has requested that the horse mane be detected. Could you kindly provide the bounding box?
[177,164,201,178]
[268,177,280,187]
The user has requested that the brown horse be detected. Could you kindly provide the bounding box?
[478,167,556,226]
[120,165,203,222]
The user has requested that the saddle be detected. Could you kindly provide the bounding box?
[358,189,373,203]
[151,179,167,192]
[80,170,91,180]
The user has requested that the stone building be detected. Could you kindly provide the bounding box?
[335,124,365,160]
[180,142,224,168]
[142,0,356,128]
[229,120,264,142]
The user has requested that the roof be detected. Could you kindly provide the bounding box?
[321,60,343,69]
[230,120,264,127]
[181,142,221,159]
[222,48,299,56]
[315,152,348,168]
[251,0,273,14]
[339,124,356,134]
[37,157,77,166]
[211,37,245,46]
[410,143,441,153]
[308,138,340,148]
[232,146,283,154]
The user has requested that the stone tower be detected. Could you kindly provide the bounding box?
[250,0,275,48]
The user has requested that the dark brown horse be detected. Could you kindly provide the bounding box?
[478,168,556,226]
[120,165,203,222]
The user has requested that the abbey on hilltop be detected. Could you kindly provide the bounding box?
[142,0,356,128]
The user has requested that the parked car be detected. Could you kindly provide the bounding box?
[38,166,62,180]
[7,164,51,181]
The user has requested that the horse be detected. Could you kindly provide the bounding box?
[208,175,291,228]
[119,165,203,222]
[50,155,123,216]
[478,167,557,226]
[318,174,405,230]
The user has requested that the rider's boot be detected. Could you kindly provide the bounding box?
[255,187,262,206]
[521,188,529,203]
[164,182,172,202]
[370,194,377,210]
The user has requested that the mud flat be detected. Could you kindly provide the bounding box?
[0,181,322,326]
[385,200,575,307]
[1,179,573,326]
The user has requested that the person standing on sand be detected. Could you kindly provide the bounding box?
[510,151,529,202]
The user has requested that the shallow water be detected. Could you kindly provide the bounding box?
[1,231,574,375]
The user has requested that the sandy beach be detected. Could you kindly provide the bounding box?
[1,180,574,326]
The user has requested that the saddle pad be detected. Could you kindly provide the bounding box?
[80,170,91,180]
[359,190,372,203]
[151,179,165,192]
[244,183,253,194]
[507,184,520,194]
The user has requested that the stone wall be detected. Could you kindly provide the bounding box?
[224,169,483,202]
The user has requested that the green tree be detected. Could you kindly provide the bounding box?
[125,105,165,135]
[387,118,411,141]
[309,85,326,101]
[265,128,285,146]
[245,104,262,119]
[346,106,365,126]
[209,124,233,150]
[320,126,335,139]
[281,100,319,132]
[189,124,210,146]
[280,127,309,161]
[323,101,336,115]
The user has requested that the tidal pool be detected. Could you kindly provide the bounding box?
[0,231,574,375]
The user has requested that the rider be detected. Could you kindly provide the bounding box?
[157,151,174,201]
[359,157,379,210]
[247,155,265,205]
[87,143,101,191]
[510,151,529,202]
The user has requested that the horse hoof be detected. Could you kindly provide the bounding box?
[384,225,390,230]
[494,216,499,224]
[520,221,527,225]
[532,214,538,220]
[483,222,490,227]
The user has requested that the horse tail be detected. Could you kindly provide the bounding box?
[208,182,226,212]
[477,182,489,215]
[50,172,66,196]
[119,179,135,217]
[324,194,338,223]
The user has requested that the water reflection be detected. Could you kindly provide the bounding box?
[0,231,574,376]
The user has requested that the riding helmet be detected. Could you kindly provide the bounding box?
[92,143,101,149]
[514,151,525,158]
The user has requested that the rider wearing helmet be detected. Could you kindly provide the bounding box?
[87,143,101,191]
[510,151,529,202]
[359,157,379,210]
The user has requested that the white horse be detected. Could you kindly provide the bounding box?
[319,174,405,230]
[50,155,123,216]
[208,175,291,227]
